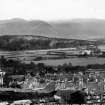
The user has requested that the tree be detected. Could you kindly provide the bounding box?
[70,91,87,104]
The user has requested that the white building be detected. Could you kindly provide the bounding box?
[81,50,91,55]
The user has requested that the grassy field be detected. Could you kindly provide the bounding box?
[0,50,105,66]
[28,57,105,66]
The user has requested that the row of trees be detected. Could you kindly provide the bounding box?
[1,56,105,76]
[0,38,51,50]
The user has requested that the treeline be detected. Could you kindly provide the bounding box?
[1,56,105,76]
[0,37,50,50]
[0,35,92,51]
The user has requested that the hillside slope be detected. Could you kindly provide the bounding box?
[0,19,105,39]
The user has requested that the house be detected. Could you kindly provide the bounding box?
[98,45,105,52]
[80,49,91,55]
[8,75,24,88]
[86,82,99,93]
[86,69,105,75]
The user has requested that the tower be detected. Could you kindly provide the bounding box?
[0,68,5,86]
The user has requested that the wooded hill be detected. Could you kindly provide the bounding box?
[0,35,95,51]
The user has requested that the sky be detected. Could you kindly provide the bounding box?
[0,0,105,21]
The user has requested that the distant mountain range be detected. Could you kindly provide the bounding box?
[0,18,105,40]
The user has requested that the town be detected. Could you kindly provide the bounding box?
[0,55,105,104]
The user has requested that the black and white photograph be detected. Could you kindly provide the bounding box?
[0,0,105,104]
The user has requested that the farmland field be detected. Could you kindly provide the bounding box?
[30,57,105,66]
[0,50,105,66]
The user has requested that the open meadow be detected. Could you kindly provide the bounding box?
[0,50,105,66]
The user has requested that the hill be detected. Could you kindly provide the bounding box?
[0,19,105,39]
[51,19,105,39]
[0,35,92,51]
[0,19,56,38]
